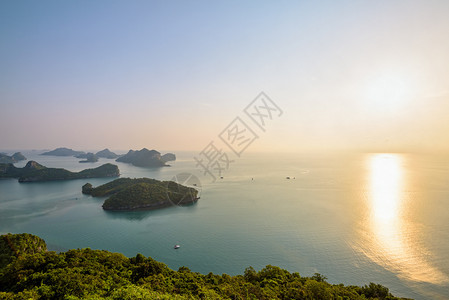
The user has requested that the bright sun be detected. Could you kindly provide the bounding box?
[364,74,412,113]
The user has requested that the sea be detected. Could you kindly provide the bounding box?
[1,150,449,300]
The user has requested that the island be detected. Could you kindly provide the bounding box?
[12,152,27,161]
[0,160,119,182]
[78,153,99,163]
[41,147,85,157]
[116,148,176,167]
[161,153,176,163]
[82,177,198,211]
[0,233,405,300]
[0,152,27,163]
[95,148,119,159]
[75,153,89,159]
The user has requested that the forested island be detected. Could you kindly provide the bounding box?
[0,233,409,299]
[0,152,26,163]
[96,148,119,159]
[41,148,119,159]
[116,148,176,167]
[39,147,175,167]
[0,161,119,182]
[41,147,85,157]
[77,152,99,163]
[82,177,198,211]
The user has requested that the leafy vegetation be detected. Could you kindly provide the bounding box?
[83,178,159,197]
[83,178,199,211]
[0,233,411,300]
[0,161,119,182]
[0,233,47,269]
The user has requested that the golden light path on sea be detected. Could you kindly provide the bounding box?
[357,154,448,286]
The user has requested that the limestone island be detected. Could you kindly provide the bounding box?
[95,148,119,159]
[0,152,27,164]
[78,153,99,163]
[41,147,85,157]
[82,177,198,211]
[116,148,176,167]
[161,153,176,162]
[0,161,119,182]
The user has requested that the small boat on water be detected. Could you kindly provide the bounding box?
[174,244,181,249]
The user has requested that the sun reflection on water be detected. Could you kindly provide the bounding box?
[357,154,448,286]
[370,154,402,222]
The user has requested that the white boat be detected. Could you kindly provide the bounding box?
[174,244,181,249]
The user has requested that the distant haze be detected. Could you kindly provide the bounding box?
[1,1,449,153]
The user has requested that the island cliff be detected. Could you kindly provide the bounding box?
[82,177,198,211]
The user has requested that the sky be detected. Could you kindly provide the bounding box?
[1,0,449,153]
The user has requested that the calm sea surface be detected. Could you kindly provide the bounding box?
[1,151,449,299]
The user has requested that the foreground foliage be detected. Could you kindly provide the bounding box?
[0,234,411,299]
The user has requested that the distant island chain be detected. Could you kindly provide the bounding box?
[1,147,195,212]
[40,147,176,166]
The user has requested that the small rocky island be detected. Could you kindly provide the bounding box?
[95,148,118,159]
[78,153,99,163]
[0,152,27,163]
[116,148,176,167]
[0,161,119,182]
[41,147,85,157]
[82,177,198,211]
[161,153,176,162]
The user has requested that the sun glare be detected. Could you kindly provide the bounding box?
[364,74,412,113]
[359,154,449,285]
[370,154,402,221]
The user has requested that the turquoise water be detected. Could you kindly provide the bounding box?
[1,151,449,299]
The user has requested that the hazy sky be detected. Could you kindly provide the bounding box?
[1,0,449,152]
